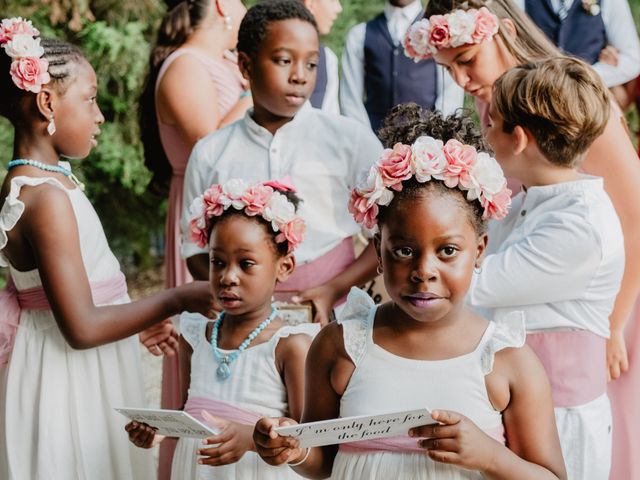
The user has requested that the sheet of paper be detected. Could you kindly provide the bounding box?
[115,407,218,438]
[274,407,434,448]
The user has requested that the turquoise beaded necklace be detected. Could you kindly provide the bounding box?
[211,306,277,380]
[7,159,85,190]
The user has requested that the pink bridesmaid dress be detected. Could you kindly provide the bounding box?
[155,48,244,480]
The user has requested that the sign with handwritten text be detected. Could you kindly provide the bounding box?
[115,407,218,438]
[274,407,433,448]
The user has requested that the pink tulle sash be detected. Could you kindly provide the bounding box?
[339,424,505,454]
[184,396,263,426]
[526,330,607,408]
[0,272,128,364]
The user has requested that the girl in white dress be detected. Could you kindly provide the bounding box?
[126,178,318,479]
[254,109,567,479]
[0,19,212,480]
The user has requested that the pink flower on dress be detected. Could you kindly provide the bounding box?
[9,57,49,93]
[481,186,511,220]
[241,184,273,216]
[442,139,477,188]
[377,143,413,191]
[472,7,500,44]
[202,184,226,217]
[427,16,451,52]
[189,216,210,248]
[0,17,39,44]
[275,216,306,252]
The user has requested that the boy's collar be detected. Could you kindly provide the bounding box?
[244,101,313,138]
[384,0,423,20]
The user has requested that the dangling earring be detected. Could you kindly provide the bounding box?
[215,0,232,31]
[47,115,56,136]
[376,263,383,275]
[474,264,482,274]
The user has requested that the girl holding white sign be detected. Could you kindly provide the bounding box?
[253,108,566,479]
[126,179,318,479]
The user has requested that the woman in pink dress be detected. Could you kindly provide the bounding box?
[139,0,250,477]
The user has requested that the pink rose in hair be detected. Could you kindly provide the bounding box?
[377,143,413,191]
[275,217,306,252]
[189,217,209,248]
[9,57,50,93]
[427,16,451,52]
[481,186,511,220]
[202,184,226,217]
[0,17,39,44]
[472,7,500,43]
[442,139,477,188]
[412,135,446,182]
[241,184,273,216]
[404,20,432,60]
[349,190,380,230]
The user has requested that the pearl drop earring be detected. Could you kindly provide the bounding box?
[224,15,232,30]
[47,116,56,136]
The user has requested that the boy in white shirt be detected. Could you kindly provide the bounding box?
[471,56,624,479]
[181,0,383,324]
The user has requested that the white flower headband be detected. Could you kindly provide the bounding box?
[188,178,306,253]
[0,17,50,93]
[349,136,511,229]
[404,7,500,61]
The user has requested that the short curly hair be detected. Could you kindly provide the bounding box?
[237,0,318,59]
[376,104,490,236]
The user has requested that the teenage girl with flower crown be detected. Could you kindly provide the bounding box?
[0,18,213,480]
[403,4,640,477]
[253,108,566,480]
[126,178,318,479]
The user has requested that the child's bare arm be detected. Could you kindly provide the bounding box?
[409,346,565,479]
[276,332,313,421]
[20,186,213,349]
[254,323,347,478]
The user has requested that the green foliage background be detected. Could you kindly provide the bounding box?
[0,0,638,277]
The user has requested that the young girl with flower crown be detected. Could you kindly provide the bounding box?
[0,18,213,480]
[253,107,566,480]
[403,5,640,477]
[126,178,318,479]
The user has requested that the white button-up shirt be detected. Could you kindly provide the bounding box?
[469,176,624,338]
[340,0,464,125]
[514,0,640,87]
[181,103,383,264]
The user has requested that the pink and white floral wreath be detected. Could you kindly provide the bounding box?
[0,17,50,93]
[188,179,306,253]
[349,136,511,229]
[404,7,500,62]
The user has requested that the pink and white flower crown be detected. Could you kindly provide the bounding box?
[404,7,500,61]
[0,17,50,93]
[188,178,306,253]
[349,136,511,229]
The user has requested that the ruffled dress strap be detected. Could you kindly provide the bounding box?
[0,175,68,267]
[267,322,320,356]
[480,311,527,375]
[337,287,377,366]
[179,312,211,350]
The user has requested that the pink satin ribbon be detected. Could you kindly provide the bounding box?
[526,330,607,408]
[184,396,263,426]
[275,237,355,305]
[339,424,505,454]
[0,272,128,364]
